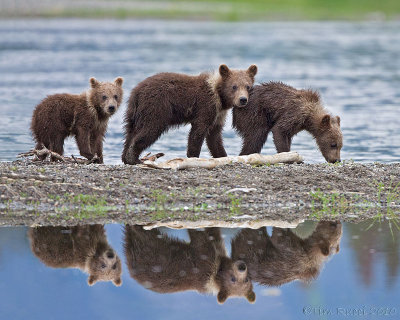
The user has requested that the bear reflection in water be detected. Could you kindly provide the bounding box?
[124,222,341,303]
[28,225,122,286]
[124,226,256,304]
[231,221,342,286]
[27,222,341,296]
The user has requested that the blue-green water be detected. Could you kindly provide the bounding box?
[0,20,399,163]
[0,220,399,320]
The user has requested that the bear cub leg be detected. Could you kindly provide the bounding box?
[239,129,270,156]
[90,134,104,164]
[187,124,208,158]
[206,124,228,158]
[75,128,95,160]
[47,137,65,161]
[124,124,168,164]
[272,127,292,153]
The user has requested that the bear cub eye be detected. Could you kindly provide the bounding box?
[232,85,237,91]
[102,95,107,101]
[114,95,118,100]
[331,143,337,148]
[231,276,236,283]
[101,264,106,269]
[246,85,250,90]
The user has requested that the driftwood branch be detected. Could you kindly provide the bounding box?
[18,147,65,162]
[140,152,165,162]
[17,147,99,164]
[71,154,100,165]
[141,152,303,170]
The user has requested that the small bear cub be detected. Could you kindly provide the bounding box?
[233,82,343,163]
[122,64,257,165]
[31,77,123,163]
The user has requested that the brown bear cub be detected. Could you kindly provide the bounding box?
[31,77,123,163]
[28,225,122,286]
[231,221,342,287]
[122,64,257,164]
[232,82,343,163]
[124,226,255,304]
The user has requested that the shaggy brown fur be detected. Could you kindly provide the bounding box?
[28,225,122,286]
[124,226,255,304]
[231,221,342,287]
[31,77,123,163]
[122,64,257,164]
[232,82,343,163]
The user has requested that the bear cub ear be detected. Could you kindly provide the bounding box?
[247,65,258,78]
[219,64,231,79]
[217,290,228,304]
[87,274,98,286]
[113,277,122,287]
[319,243,330,256]
[246,290,256,304]
[90,77,100,88]
[114,77,124,87]
[321,114,331,128]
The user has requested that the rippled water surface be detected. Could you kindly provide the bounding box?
[0,220,399,319]
[0,19,399,163]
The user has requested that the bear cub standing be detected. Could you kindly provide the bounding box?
[31,77,123,163]
[233,82,343,163]
[122,64,257,164]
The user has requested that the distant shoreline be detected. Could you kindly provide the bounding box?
[1,0,399,22]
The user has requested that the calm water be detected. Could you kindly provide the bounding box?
[0,220,399,319]
[0,20,399,164]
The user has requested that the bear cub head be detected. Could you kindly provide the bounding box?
[312,221,342,256]
[218,64,258,108]
[215,257,255,304]
[315,114,343,163]
[87,244,122,287]
[88,77,124,117]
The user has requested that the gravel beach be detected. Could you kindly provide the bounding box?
[1,160,399,228]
